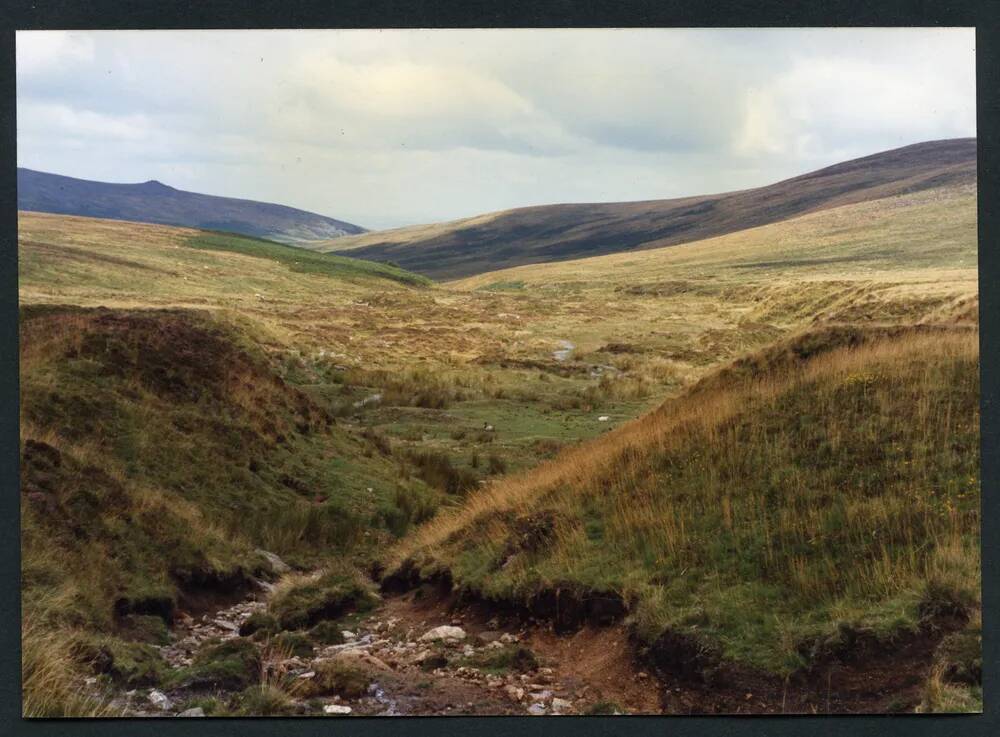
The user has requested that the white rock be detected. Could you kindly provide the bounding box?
[463,644,475,657]
[213,619,239,632]
[147,690,172,710]
[297,671,316,679]
[527,703,547,715]
[255,549,291,574]
[324,704,352,715]
[551,698,572,712]
[419,625,466,642]
[598,415,611,422]
[178,707,205,717]
[499,633,518,644]
[341,630,356,640]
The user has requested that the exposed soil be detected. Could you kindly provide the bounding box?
[92,567,959,717]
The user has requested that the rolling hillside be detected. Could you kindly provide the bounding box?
[314,138,976,280]
[17,168,367,245]
[18,155,979,714]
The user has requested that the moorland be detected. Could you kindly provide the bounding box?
[18,138,981,716]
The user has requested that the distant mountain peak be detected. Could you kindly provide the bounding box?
[139,179,174,192]
[17,168,367,244]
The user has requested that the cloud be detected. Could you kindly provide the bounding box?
[15,29,976,229]
[16,31,94,75]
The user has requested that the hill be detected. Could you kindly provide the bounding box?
[385,325,981,712]
[314,138,976,280]
[18,165,979,715]
[17,168,367,245]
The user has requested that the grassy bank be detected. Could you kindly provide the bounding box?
[18,305,440,714]
[388,327,980,678]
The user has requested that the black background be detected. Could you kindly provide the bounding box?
[0,2,996,736]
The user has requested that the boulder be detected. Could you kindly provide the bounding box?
[177,707,205,717]
[147,690,172,710]
[419,625,466,643]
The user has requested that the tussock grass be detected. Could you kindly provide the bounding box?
[21,611,121,718]
[389,328,980,674]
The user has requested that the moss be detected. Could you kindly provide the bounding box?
[99,637,168,687]
[168,637,261,690]
[298,659,370,699]
[117,614,170,645]
[584,701,623,715]
[270,568,374,631]
[935,626,982,685]
[239,612,278,638]
[462,645,538,674]
[273,631,315,658]
[308,621,346,645]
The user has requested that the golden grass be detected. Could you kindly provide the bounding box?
[387,328,980,672]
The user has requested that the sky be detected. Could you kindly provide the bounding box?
[16,29,976,230]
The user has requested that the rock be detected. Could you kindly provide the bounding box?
[323,704,352,715]
[147,690,172,710]
[598,415,611,422]
[499,633,518,644]
[419,625,466,643]
[341,630,356,640]
[505,685,525,701]
[530,690,553,703]
[527,703,547,715]
[253,578,277,594]
[297,671,316,679]
[178,707,205,717]
[255,549,291,575]
[463,644,475,657]
[213,618,240,632]
[551,698,572,713]
[476,630,503,644]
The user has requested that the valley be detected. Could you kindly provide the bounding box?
[18,141,981,717]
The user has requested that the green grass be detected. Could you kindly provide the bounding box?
[187,232,432,287]
[17,184,980,715]
[268,566,375,631]
[391,329,980,676]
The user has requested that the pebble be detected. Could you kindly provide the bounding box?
[323,704,352,715]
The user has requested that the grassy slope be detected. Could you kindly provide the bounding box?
[17,225,439,715]
[388,327,980,677]
[18,171,979,713]
[314,138,975,279]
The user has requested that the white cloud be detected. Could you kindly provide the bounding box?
[15,29,976,229]
[16,31,94,75]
